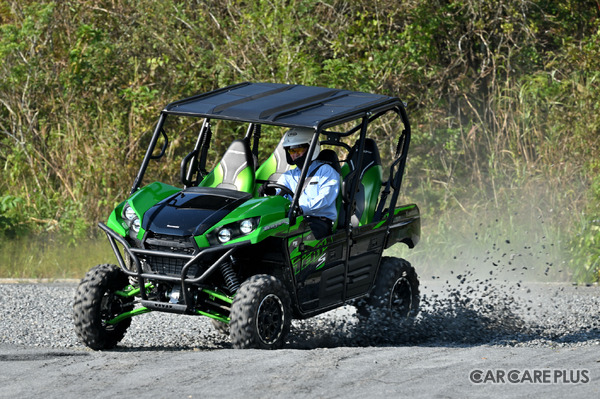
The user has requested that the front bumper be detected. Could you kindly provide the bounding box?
[99,222,248,310]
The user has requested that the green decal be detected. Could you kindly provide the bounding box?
[291,236,333,275]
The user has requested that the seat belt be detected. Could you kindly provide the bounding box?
[300,163,325,194]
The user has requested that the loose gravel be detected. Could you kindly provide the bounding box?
[1,274,599,350]
[3,236,600,350]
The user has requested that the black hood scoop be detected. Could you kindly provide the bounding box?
[142,187,252,237]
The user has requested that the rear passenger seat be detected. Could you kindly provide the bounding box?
[339,139,383,227]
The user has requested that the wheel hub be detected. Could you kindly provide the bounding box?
[256,294,285,345]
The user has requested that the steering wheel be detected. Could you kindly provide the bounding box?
[262,182,294,198]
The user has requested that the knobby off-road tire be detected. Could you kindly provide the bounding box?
[358,257,420,319]
[73,264,134,350]
[229,275,291,349]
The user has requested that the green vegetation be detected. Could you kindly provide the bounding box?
[0,0,598,281]
[0,234,114,278]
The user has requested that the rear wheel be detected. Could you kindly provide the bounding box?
[357,257,419,319]
[229,275,291,349]
[73,264,134,350]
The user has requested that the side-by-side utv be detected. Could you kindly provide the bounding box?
[73,82,421,349]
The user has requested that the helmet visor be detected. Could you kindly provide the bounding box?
[286,146,308,156]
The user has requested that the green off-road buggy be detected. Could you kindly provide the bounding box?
[73,82,421,349]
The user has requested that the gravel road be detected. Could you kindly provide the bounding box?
[1,265,599,398]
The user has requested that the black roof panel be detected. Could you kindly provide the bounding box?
[164,82,401,129]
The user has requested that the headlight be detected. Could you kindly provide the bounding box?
[210,217,260,245]
[218,228,232,243]
[240,219,255,234]
[122,203,141,234]
[131,217,141,233]
[123,204,136,221]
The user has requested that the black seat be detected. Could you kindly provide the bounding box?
[315,149,342,175]
[339,139,382,227]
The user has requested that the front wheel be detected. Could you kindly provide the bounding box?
[229,275,291,349]
[357,257,419,319]
[73,264,134,350]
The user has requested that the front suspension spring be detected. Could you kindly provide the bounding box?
[219,257,240,294]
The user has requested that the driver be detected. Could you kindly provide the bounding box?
[275,127,340,239]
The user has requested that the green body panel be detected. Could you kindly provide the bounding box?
[106,201,128,237]
[194,234,210,248]
[129,181,181,215]
[197,195,293,247]
[106,182,181,238]
[373,204,418,229]
[220,196,289,223]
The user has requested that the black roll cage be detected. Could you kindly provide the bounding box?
[129,83,411,229]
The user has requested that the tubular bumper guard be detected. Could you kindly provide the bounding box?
[98,222,248,310]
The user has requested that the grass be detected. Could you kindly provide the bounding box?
[0,234,115,279]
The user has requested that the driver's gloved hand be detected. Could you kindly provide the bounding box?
[259,182,276,196]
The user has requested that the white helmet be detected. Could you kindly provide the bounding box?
[282,127,320,162]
